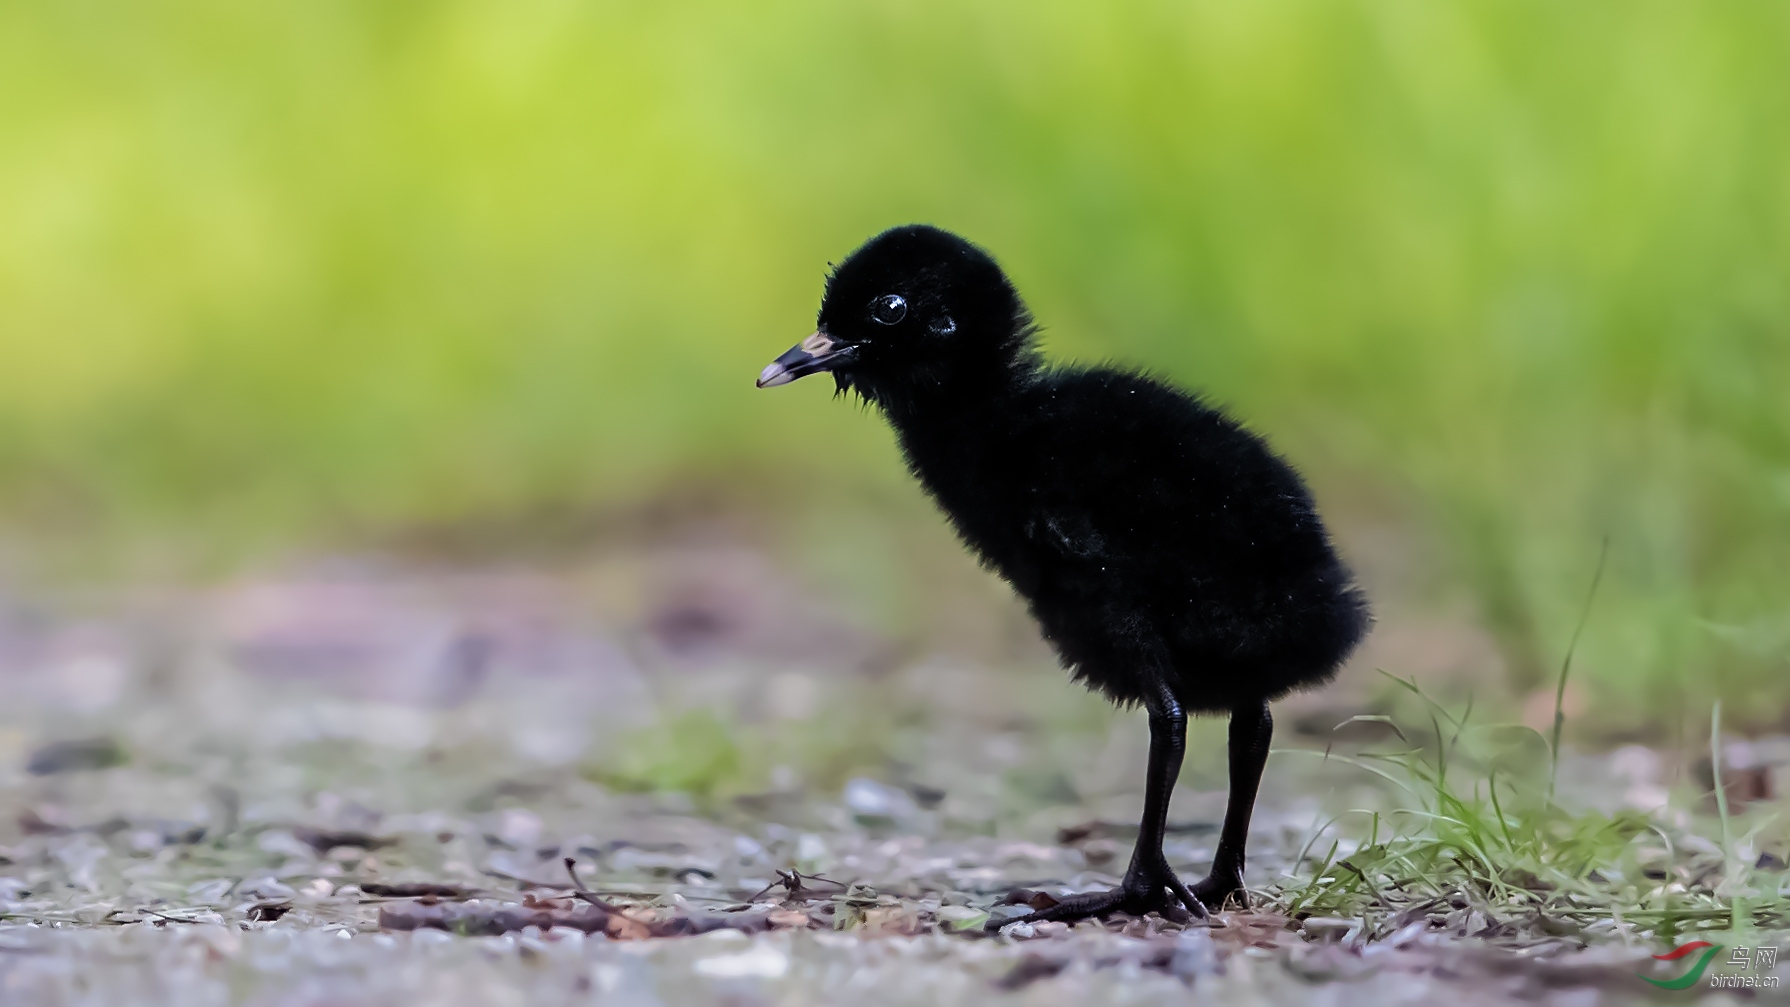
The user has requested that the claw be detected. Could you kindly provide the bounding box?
[1167,875,1210,920]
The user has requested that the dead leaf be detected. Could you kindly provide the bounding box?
[862,905,927,935]
[1211,911,1295,950]
[378,900,609,936]
[767,908,813,929]
[605,909,657,941]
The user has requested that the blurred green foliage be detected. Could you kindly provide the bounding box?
[0,2,1786,723]
[591,708,744,802]
[587,700,903,806]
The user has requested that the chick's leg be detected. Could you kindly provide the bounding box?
[1188,700,1272,909]
[989,678,1206,929]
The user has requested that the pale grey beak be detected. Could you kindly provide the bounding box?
[757,330,857,388]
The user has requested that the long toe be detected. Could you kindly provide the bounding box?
[1162,870,1209,921]
[982,888,1124,931]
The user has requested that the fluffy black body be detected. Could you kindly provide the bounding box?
[759,224,1370,923]
[886,367,1364,713]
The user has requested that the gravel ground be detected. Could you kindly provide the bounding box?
[0,565,1782,1005]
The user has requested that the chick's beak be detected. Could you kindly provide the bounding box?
[757,330,857,388]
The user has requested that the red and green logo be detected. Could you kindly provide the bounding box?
[1639,941,1724,990]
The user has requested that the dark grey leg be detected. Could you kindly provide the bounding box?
[987,676,1207,929]
[1190,700,1272,909]
[1121,678,1206,917]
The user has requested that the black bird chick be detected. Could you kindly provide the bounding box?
[757,225,1370,925]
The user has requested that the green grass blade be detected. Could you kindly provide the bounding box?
[1549,537,1609,803]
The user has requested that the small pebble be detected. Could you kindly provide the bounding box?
[1301,917,1355,940]
[1003,922,1037,939]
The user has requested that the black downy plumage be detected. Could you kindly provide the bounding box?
[758,225,1370,924]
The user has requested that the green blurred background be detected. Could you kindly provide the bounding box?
[1,1,1786,732]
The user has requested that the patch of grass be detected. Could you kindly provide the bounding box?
[1272,673,1788,943]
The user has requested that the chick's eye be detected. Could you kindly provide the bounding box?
[869,294,908,325]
